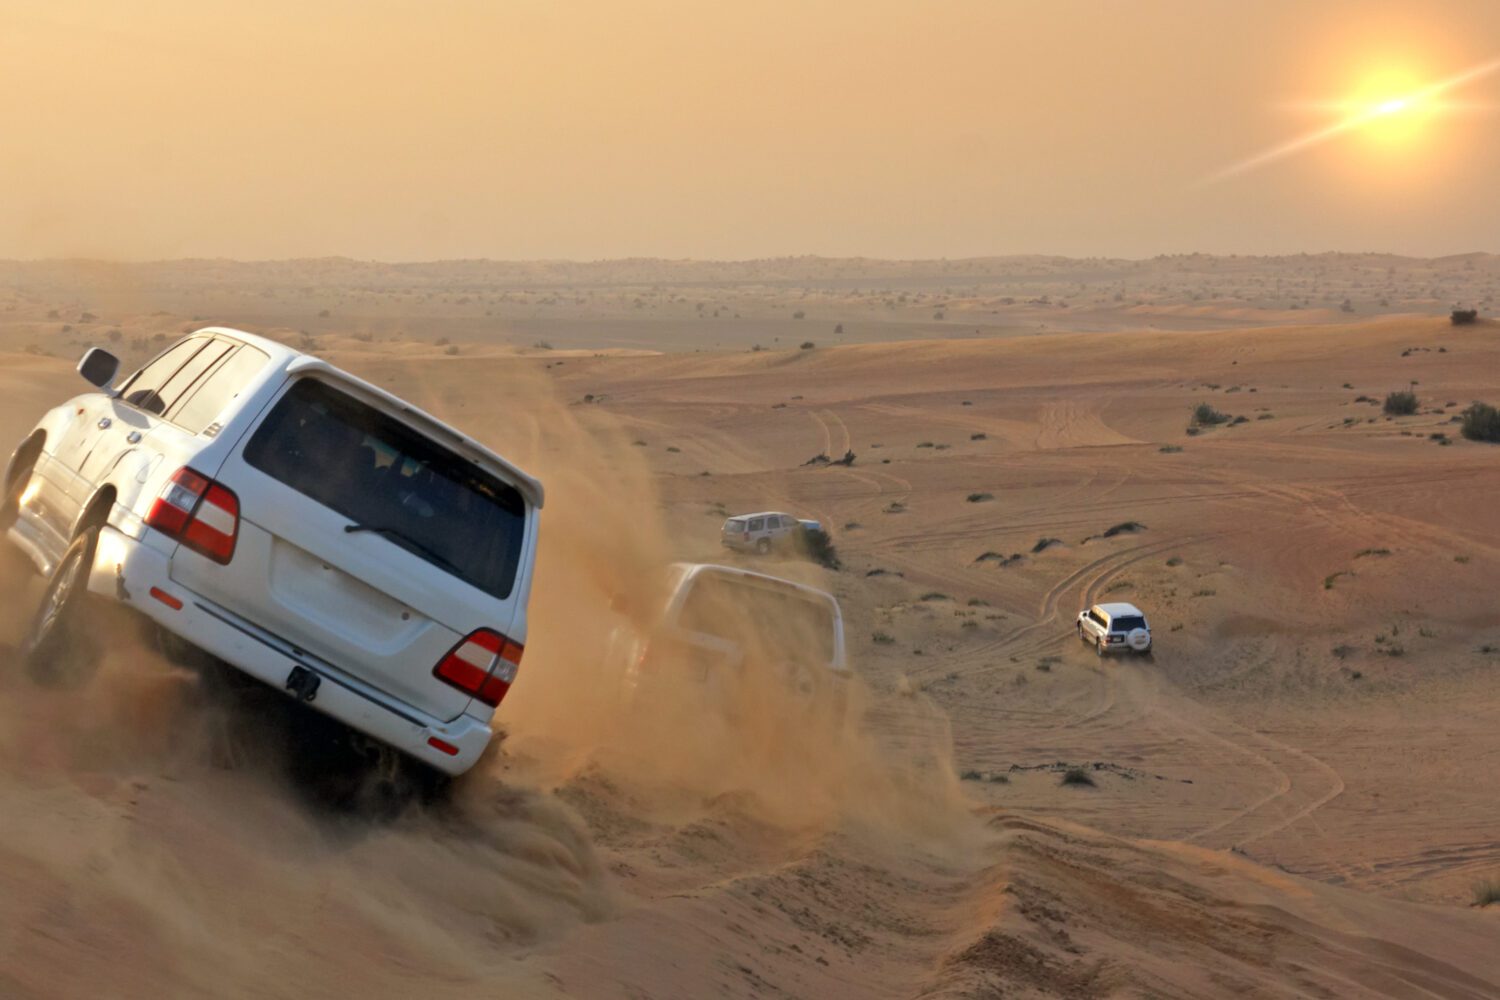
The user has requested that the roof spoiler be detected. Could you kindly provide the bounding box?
[284,356,545,508]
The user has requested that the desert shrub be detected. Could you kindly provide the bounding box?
[1451,309,1479,325]
[1383,391,1418,416]
[1472,879,1500,906]
[1193,403,1230,426]
[1060,767,1095,787]
[1460,402,1500,442]
[966,492,993,503]
[792,310,805,320]
[800,341,815,350]
[1159,444,1183,453]
[798,528,841,570]
[921,592,950,602]
[871,631,895,645]
[970,432,987,440]
[1031,537,1062,553]
[1102,521,1145,538]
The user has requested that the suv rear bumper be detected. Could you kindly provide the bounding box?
[1099,638,1151,654]
[86,526,493,776]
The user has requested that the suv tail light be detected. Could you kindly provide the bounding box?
[145,467,240,564]
[433,629,523,707]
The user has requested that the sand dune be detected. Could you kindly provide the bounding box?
[1,295,1498,996]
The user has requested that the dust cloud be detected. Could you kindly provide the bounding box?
[0,360,974,996]
[424,363,974,840]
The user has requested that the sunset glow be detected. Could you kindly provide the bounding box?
[1208,55,1500,182]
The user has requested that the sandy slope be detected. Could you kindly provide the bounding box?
[1,312,1498,997]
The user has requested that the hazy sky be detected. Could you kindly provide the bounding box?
[4,0,1500,260]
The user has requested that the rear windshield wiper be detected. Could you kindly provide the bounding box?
[344,523,465,576]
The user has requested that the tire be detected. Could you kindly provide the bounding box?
[754,538,771,556]
[22,526,102,686]
[1095,637,1105,657]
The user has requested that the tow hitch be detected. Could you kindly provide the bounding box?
[285,665,321,703]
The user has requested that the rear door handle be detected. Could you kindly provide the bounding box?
[126,431,142,444]
[97,417,112,429]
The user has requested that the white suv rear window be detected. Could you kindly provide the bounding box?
[243,379,526,599]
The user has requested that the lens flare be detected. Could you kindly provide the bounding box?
[1206,55,1500,183]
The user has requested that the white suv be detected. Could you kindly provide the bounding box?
[1077,602,1152,656]
[1,328,542,777]
[614,562,850,715]
[721,511,821,555]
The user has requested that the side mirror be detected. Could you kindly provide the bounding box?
[77,348,120,394]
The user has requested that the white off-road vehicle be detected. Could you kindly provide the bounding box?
[720,512,821,555]
[613,562,850,716]
[2,329,542,777]
[1077,602,1152,656]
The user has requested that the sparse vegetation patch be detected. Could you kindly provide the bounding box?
[1460,402,1500,442]
[1383,390,1419,416]
[1192,403,1230,427]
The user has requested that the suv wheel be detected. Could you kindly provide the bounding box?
[754,538,771,555]
[22,527,102,686]
[1094,636,1105,657]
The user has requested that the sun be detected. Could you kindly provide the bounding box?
[1343,67,1438,146]
[1206,53,1500,183]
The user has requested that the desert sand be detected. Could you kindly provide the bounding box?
[0,261,1497,998]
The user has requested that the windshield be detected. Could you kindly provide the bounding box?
[1111,615,1147,632]
[674,573,836,666]
[243,378,527,599]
